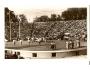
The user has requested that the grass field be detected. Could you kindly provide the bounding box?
[5,40,87,51]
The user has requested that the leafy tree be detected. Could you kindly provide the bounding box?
[34,15,49,22]
[57,15,62,21]
[61,8,87,20]
[50,14,57,21]
[19,14,28,25]
[5,7,19,41]
[18,14,29,39]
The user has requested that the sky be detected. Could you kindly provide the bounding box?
[8,8,67,22]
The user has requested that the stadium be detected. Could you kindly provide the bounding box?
[5,7,87,59]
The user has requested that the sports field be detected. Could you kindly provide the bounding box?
[5,40,87,51]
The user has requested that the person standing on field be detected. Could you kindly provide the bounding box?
[76,39,80,48]
[13,40,16,46]
[20,39,22,45]
[66,41,69,49]
[28,38,30,46]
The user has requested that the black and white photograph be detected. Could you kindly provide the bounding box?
[0,0,90,70]
[5,6,87,59]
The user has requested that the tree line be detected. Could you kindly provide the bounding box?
[34,8,87,22]
[5,7,31,41]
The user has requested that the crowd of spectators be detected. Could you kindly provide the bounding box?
[34,20,87,41]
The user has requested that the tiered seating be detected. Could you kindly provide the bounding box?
[34,20,86,40]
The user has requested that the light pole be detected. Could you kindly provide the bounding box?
[18,16,21,39]
[9,10,12,41]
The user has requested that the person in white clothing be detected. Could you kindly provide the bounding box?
[76,39,80,48]
[28,38,30,46]
[13,40,16,45]
[66,41,69,49]
[20,40,22,45]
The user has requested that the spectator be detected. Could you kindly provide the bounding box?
[61,34,64,40]
[13,52,18,59]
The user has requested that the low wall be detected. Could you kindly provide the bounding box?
[5,47,87,59]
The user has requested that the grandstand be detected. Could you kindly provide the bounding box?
[34,20,86,40]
